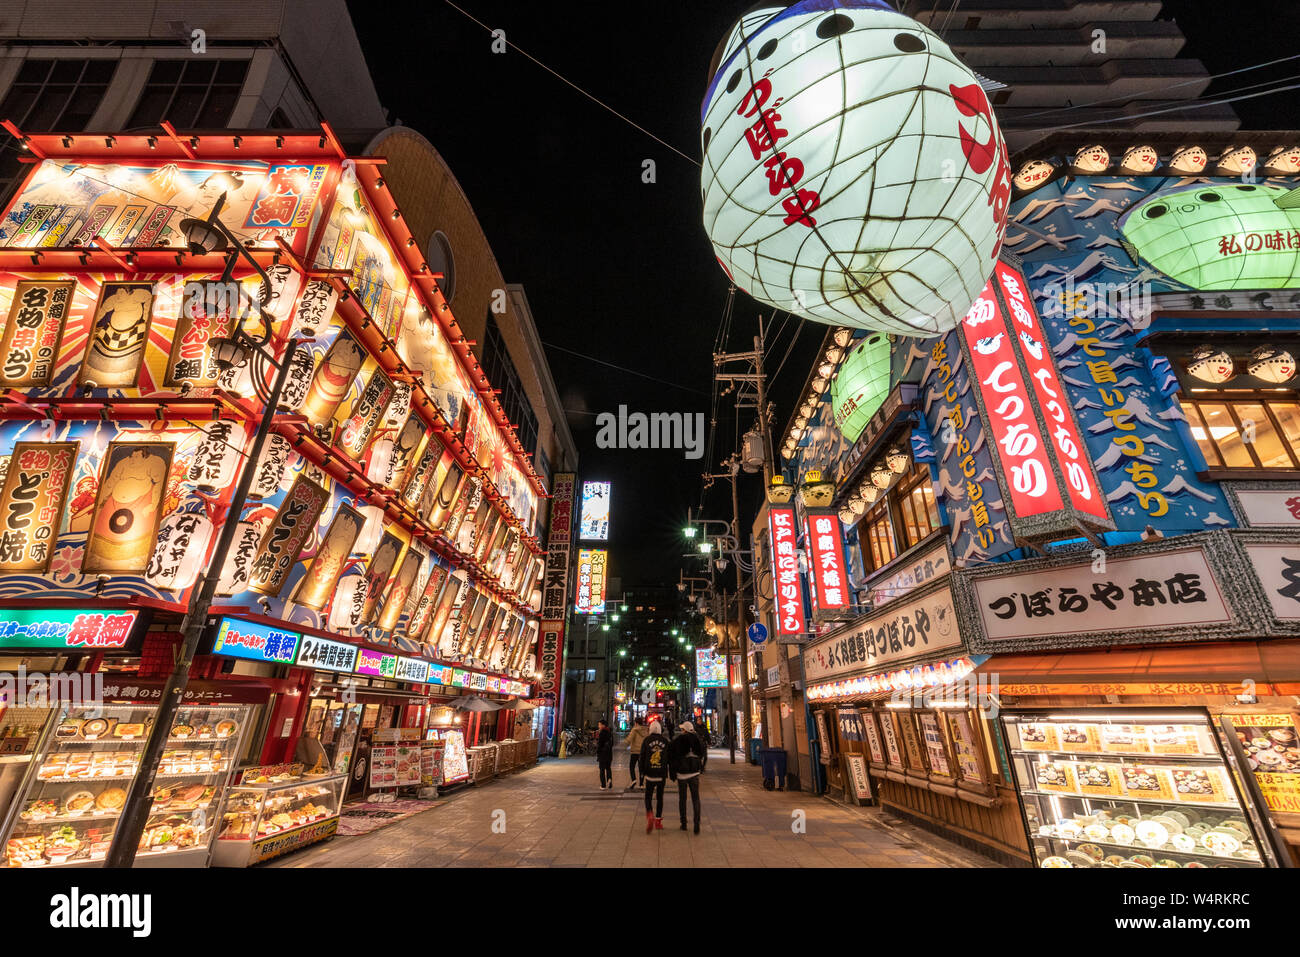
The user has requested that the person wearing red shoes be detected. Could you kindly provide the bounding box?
[639,720,670,832]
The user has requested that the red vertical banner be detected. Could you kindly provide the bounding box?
[959,281,1063,517]
[539,472,576,709]
[993,261,1110,524]
[804,508,851,618]
[768,506,806,636]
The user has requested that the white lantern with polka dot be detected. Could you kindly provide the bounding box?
[701,0,1011,337]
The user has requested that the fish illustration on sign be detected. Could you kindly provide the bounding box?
[1116,182,1300,289]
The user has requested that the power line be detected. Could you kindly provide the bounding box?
[540,340,710,395]
[1024,79,1300,134]
[442,0,699,167]
[1015,51,1300,122]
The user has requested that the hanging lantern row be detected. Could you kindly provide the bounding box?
[1186,344,1296,386]
[839,443,911,527]
[782,328,853,460]
[807,656,978,701]
[1014,143,1300,193]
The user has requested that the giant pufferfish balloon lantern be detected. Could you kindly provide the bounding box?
[701,0,1011,337]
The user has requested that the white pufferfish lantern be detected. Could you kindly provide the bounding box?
[701,0,1011,338]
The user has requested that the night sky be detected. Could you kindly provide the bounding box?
[349,0,1300,587]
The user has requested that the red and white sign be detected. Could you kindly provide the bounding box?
[960,281,1063,517]
[769,506,806,636]
[994,262,1107,522]
[804,509,850,615]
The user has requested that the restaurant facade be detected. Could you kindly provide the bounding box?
[0,127,553,868]
[751,132,1300,869]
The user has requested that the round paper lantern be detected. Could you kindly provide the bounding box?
[1013,159,1055,192]
[1216,145,1256,174]
[1248,345,1296,383]
[1264,145,1300,174]
[1168,145,1207,175]
[328,574,368,632]
[1119,145,1159,174]
[1186,345,1235,384]
[1117,183,1300,290]
[1072,144,1110,173]
[886,445,911,473]
[354,504,386,555]
[870,461,894,489]
[830,333,890,442]
[215,520,262,595]
[701,0,1010,337]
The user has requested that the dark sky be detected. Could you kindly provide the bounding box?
[349,0,1300,587]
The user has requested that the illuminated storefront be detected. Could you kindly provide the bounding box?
[754,133,1300,868]
[0,129,546,866]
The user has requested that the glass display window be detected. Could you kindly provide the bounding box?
[3,702,250,868]
[1001,709,1270,869]
[213,771,345,867]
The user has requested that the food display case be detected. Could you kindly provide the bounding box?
[0,706,54,831]
[1,702,250,868]
[1001,709,1272,869]
[212,768,346,867]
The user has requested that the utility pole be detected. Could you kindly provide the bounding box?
[713,312,777,764]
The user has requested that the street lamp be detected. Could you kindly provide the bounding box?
[683,526,697,539]
[699,541,713,554]
[105,231,307,867]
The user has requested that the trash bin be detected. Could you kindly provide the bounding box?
[748,737,762,764]
[759,748,787,791]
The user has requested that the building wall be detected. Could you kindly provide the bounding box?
[362,126,577,498]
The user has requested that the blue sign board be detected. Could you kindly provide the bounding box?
[747,622,769,645]
[212,617,301,665]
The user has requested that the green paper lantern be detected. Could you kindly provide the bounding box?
[1117,182,1300,289]
[831,333,891,443]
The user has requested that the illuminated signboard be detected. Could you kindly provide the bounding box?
[212,617,300,665]
[804,509,851,617]
[451,669,469,688]
[354,648,398,679]
[469,673,488,692]
[768,506,806,636]
[695,648,728,688]
[957,270,1114,542]
[0,608,139,651]
[574,548,608,615]
[579,481,611,540]
[393,656,429,683]
[294,635,359,673]
[427,664,454,685]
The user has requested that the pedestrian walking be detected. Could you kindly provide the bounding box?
[669,720,706,834]
[596,719,614,790]
[639,720,670,832]
[624,716,648,791]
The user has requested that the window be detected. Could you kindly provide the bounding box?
[1181,396,1300,471]
[585,669,597,683]
[481,314,540,457]
[0,59,116,192]
[861,499,897,573]
[895,463,941,549]
[126,59,249,130]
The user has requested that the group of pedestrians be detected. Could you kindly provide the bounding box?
[594,716,709,834]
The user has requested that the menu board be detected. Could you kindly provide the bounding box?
[394,745,421,787]
[1226,714,1300,815]
[441,730,469,784]
[895,713,927,773]
[420,743,439,786]
[945,712,986,785]
[1018,723,1059,752]
[880,712,903,767]
[369,746,397,788]
[918,712,952,778]
[862,711,885,765]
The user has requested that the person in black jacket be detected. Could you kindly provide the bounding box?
[596,719,614,790]
[639,721,670,832]
[669,720,706,834]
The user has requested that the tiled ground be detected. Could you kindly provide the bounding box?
[268,750,998,868]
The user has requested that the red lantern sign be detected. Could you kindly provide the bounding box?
[768,506,806,636]
[958,258,1114,542]
[804,509,851,619]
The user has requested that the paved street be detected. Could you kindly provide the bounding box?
[270,750,996,868]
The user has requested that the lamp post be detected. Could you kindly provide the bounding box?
[105,201,305,867]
